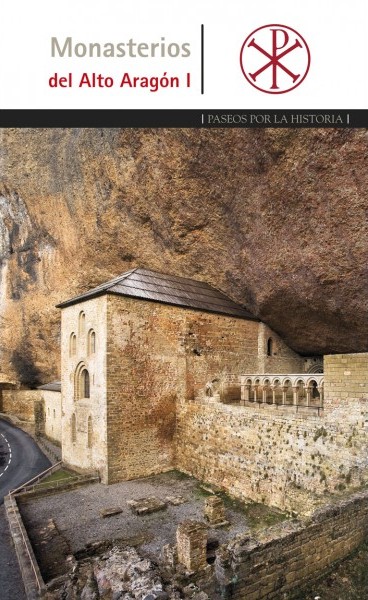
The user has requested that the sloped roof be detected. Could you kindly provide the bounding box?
[57,268,257,320]
[38,381,61,393]
[0,374,16,388]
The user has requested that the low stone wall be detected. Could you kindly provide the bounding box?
[218,489,368,600]
[4,494,45,600]
[2,390,41,422]
[176,351,368,515]
[7,482,368,599]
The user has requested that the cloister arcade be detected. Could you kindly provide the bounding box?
[239,374,324,409]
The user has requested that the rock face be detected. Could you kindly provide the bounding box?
[0,128,367,385]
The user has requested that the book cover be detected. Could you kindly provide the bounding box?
[0,2,367,599]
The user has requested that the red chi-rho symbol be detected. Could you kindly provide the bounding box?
[240,24,310,93]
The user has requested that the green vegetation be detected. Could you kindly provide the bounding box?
[193,484,214,499]
[167,469,192,481]
[40,469,75,485]
[313,427,327,442]
[336,483,346,491]
[242,501,289,528]
[214,491,289,528]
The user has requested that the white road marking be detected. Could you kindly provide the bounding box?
[0,432,12,479]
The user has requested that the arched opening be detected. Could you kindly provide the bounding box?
[254,379,261,402]
[267,338,273,357]
[81,369,90,398]
[78,311,86,336]
[297,380,306,405]
[87,329,96,355]
[74,364,91,400]
[310,380,321,405]
[87,416,93,448]
[69,333,76,356]
[264,379,273,404]
[71,413,76,443]
[284,380,293,405]
[274,380,282,405]
[245,378,252,402]
[307,364,323,374]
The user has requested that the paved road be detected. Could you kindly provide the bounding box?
[0,418,51,600]
[0,419,50,503]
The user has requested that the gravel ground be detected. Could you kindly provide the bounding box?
[19,470,285,578]
[16,471,368,598]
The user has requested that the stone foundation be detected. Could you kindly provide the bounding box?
[204,496,228,526]
[176,521,207,572]
[176,353,368,513]
[220,489,368,599]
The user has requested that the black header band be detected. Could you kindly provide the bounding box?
[0,110,366,128]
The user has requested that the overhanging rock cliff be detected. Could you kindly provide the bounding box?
[0,128,367,384]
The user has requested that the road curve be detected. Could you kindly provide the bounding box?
[0,418,51,502]
[0,418,51,600]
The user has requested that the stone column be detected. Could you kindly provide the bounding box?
[292,386,299,406]
[253,386,257,402]
[306,386,311,407]
[204,496,228,527]
[270,385,276,404]
[282,386,287,405]
[245,384,251,403]
[176,521,207,572]
[240,380,245,403]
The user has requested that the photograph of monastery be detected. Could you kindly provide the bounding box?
[0,128,367,599]
[57,267,325,496]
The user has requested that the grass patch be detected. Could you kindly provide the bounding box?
[193,485,214,499]
[167,469,192,481]
[196,487,289,529]
[41,469,75,485]
[242,502,289,528]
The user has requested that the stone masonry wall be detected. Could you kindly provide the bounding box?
[176,354,368,513]
[106,295,186,483]
[219,489,368,600]
[59,292,307,483]
[105,296,302,483]
[1,389,40,421]
[257,322,305,374]
[324,352,368,406]
[43,390,62,443]
[61,296,108,480]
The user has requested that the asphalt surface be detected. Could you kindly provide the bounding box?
[0,418,50,600]
[0,419,50,503]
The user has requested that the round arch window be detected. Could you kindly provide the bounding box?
[81,369,90,398]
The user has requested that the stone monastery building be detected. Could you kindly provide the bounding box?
[57,268,368,512]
